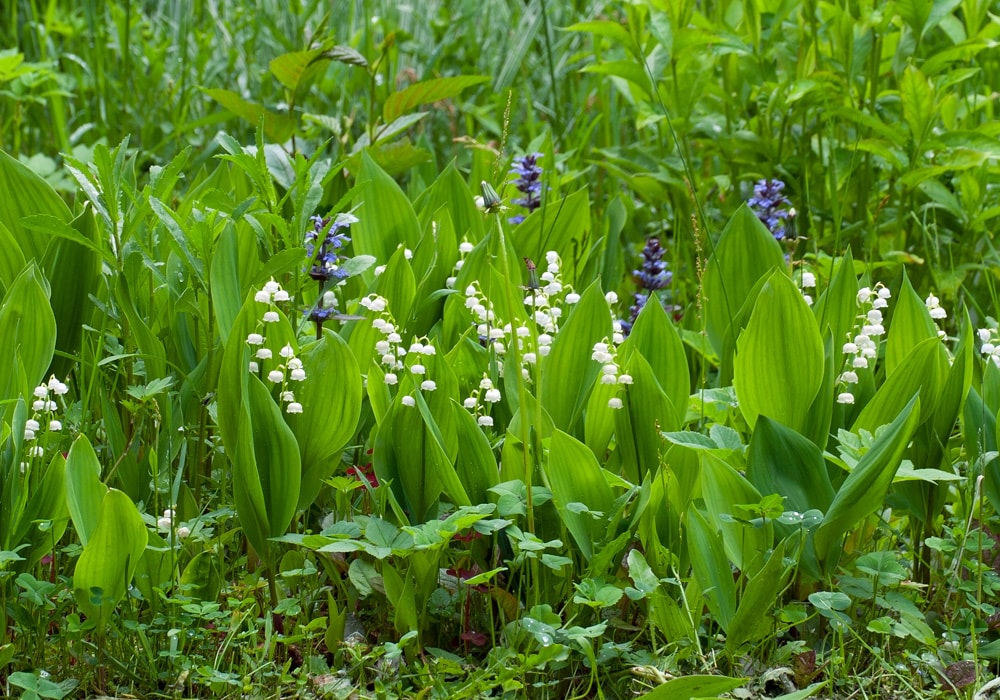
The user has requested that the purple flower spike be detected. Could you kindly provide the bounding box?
[508,153,544,224]
[748,179,793,240]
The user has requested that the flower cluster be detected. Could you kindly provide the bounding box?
[978,328,1000,367]
[21,376,70,472]
[508,153,543,225]
[926,293,947,337]
[246,279,306,414]
[799,269,816,306]
[524,251,578,333]
[836,284,892,405]
[305,213,357,282]
[625,237,672,334]
[446,239,476,289]
[592,337,631,409]
[462,374,504,427]
[748,179,794,240]
[156,507,191,539]
[361,294,438,400]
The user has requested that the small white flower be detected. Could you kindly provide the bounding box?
[538,334,553,346]
[839,371,858,384]
[489,328,504,340]
[411,364,426,375]
[843,342,858,354]
[524,352,537,364]
[857,288,872,304]
[420,380,437,391]
[618,374,633,385]
[273,289,290,302]
[484,388,501,403]
[281,391,295,402]
[375,340,391,354]
[420,344,436,356]
[286,402,303,414]
[157,516,173,531]
[262,311,280,323]
[983,343,996,355]
[45,400,57,411]
[600,374,617,385]
[32,400,45,411]
[605,291,618,304]
[29,445,43,458]
[608,397,623,409]
[176,526,192,539]
[566,293,581,304]
[248,361,259,373]
[446,276,457,288]
[290,368,306,381]
[263,279,280,294]
[463,397,478,409]
[801,271,816,288]
[602,364,618,375]
[539,346,552,357]
[546,251,560,266]
[493,342,506,354]
[872,297,888,309]
[381,354,396,366]
[246,333,264,346]
[254,290,271,303]
[837,392,855,405]
[978,329,992,343]
[267,370,284,383]
[852,357,868,369]
[24,428,36,441]
[384,372,398,385]
[49,420,62,431]
[930,307,947,320]
[279,344,295,358]
[477,415,494,427]
[372,318,387,332]
[387,332,402,344]
[459,241,474,254]
[802,294,813,306]
[401,395,416,407]
[33,385,48,399]
[256,348,272,360]
[867,309,883,324]
[404,248,413,260]
[612,332,625,344]
[25,419,40,432]
[374,265,386,276]
[877,286,891,299]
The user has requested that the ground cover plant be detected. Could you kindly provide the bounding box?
[1,0,1000,697]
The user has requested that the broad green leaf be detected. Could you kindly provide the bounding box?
[203,88,295,143]
[287,331,363,509]
[453,400,501,506]
[815,396,921,574]
[545,429,615,561]
[703,204,786,357]
[73,489,148,630]
[377,246,417,325]
[900,66,934,144]
[852,338,947,432]
[415,163,484,242]
[0,149,70,261]
[16,453,69,570]
[886,271,939,375]
[726,539,788,653]
[624,296,689,427]
[64,435,108,548]
[540,282,612,431]
[0,263,56,402]
[383,75,489,124]
[734,271,824,432]
[514,188,592,278]
[353,152,421,265]
[615,352,677,483]
[270,48,329,92]
[0,221,26,293]
[180,550,224,602]
[811,249,857,365]
[747,416,835,515]
[687,507,736,631]
[700,454,771,573]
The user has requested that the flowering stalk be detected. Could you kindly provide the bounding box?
[305,213,358,339]
[508,153,543,225]
[624,237,672,335]
[748,179,794,240]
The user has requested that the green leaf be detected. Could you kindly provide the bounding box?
[453,400,500,506]
[353,152,421,265]
[815,396,921,574]
[73,489,148,630]
[541,282,612,431]
[734,271,824,432]
[545,430,615,561]
[639,673,746,699]
[624,296,689,427]
[853,338,947,432]
[726,540,789,653]
[900,65,934,144]
[747,416,835,515]
[64,435,108,548]
[700,454,770,572]
[886,271,939,375]
[687,507,736,630]
[287,331,362,510]
[269,48,329,92]
[0,262,56,401]
[0,149,71,261]
[203,88,295,143]
[383,75,489,124]
[703,204,786,357]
